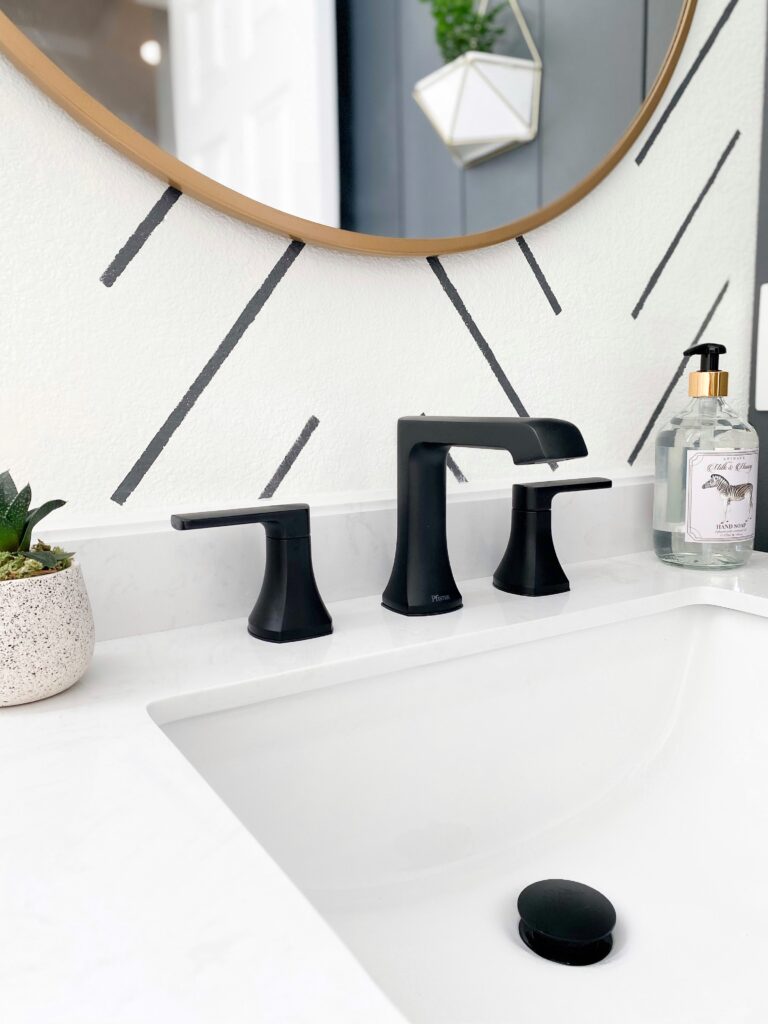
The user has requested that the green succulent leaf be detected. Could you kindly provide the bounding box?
[24,550,57,569]
[0,524,20,552]
[0,483,30,550]
[4,484,32,539]
[25,547,73,570]
[0,470,18,507]
[19,499,66,551]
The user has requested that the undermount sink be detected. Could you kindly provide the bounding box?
[156,603,768,1023]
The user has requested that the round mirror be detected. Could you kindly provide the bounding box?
[0,0,695,254]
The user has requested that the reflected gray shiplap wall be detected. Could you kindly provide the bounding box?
[338,0,685,237]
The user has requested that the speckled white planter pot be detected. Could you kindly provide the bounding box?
[0,562,95,706]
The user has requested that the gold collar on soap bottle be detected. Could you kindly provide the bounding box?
[688,370,728,397]
[685,342,728,397]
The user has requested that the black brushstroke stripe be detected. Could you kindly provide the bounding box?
[111,240,304,505]
[101,187,182,287]
[428,256,531,417]
[627,279,729,465]
[632,130,739,320]
[260,416,320,499]
[517,236,562,315]
[427,256,556,471]
[636,0,740,166]
[447,453,468,483]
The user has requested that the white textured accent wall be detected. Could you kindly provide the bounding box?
[1,0,765,525]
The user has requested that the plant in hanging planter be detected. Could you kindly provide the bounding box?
[0,470,94,706]
[413,0,543,168]
[418,0,506,63]
[0,470,71,581]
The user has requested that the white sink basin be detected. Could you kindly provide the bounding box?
[158,603,768,1023]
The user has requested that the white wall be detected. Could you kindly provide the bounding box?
[0,0,765,527]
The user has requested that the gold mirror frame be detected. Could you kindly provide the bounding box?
[0,2,697,257]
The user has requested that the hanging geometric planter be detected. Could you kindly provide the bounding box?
[413,0,542,168]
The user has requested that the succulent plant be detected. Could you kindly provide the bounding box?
[419,0,506,63]
[0,471,71,578]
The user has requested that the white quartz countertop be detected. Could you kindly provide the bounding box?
[4,550,768,1024]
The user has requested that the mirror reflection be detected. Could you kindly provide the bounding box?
[2,0,685,238]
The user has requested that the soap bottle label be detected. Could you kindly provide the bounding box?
[685,448,758,542]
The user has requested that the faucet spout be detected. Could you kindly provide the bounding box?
[382,416,588,616]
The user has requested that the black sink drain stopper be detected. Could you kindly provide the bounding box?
[517,879,616,966]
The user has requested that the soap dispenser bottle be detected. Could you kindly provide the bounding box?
[653,343,758,569]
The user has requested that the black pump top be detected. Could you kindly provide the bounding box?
[684,342,726,371]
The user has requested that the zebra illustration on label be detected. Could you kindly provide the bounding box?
[702,473,754,522]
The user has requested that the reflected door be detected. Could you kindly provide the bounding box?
[166,0,339,225]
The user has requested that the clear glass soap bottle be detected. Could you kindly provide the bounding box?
[653,342,759,569]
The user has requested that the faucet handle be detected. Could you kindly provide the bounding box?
[494,477,612,597]
[171,504,332,643]
[511,477,612,511]
[171,503,311,538]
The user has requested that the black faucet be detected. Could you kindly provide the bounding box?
[381,416,590,616]
[171,504,332,643]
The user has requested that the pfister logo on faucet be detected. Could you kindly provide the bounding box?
[685,449,759,543]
